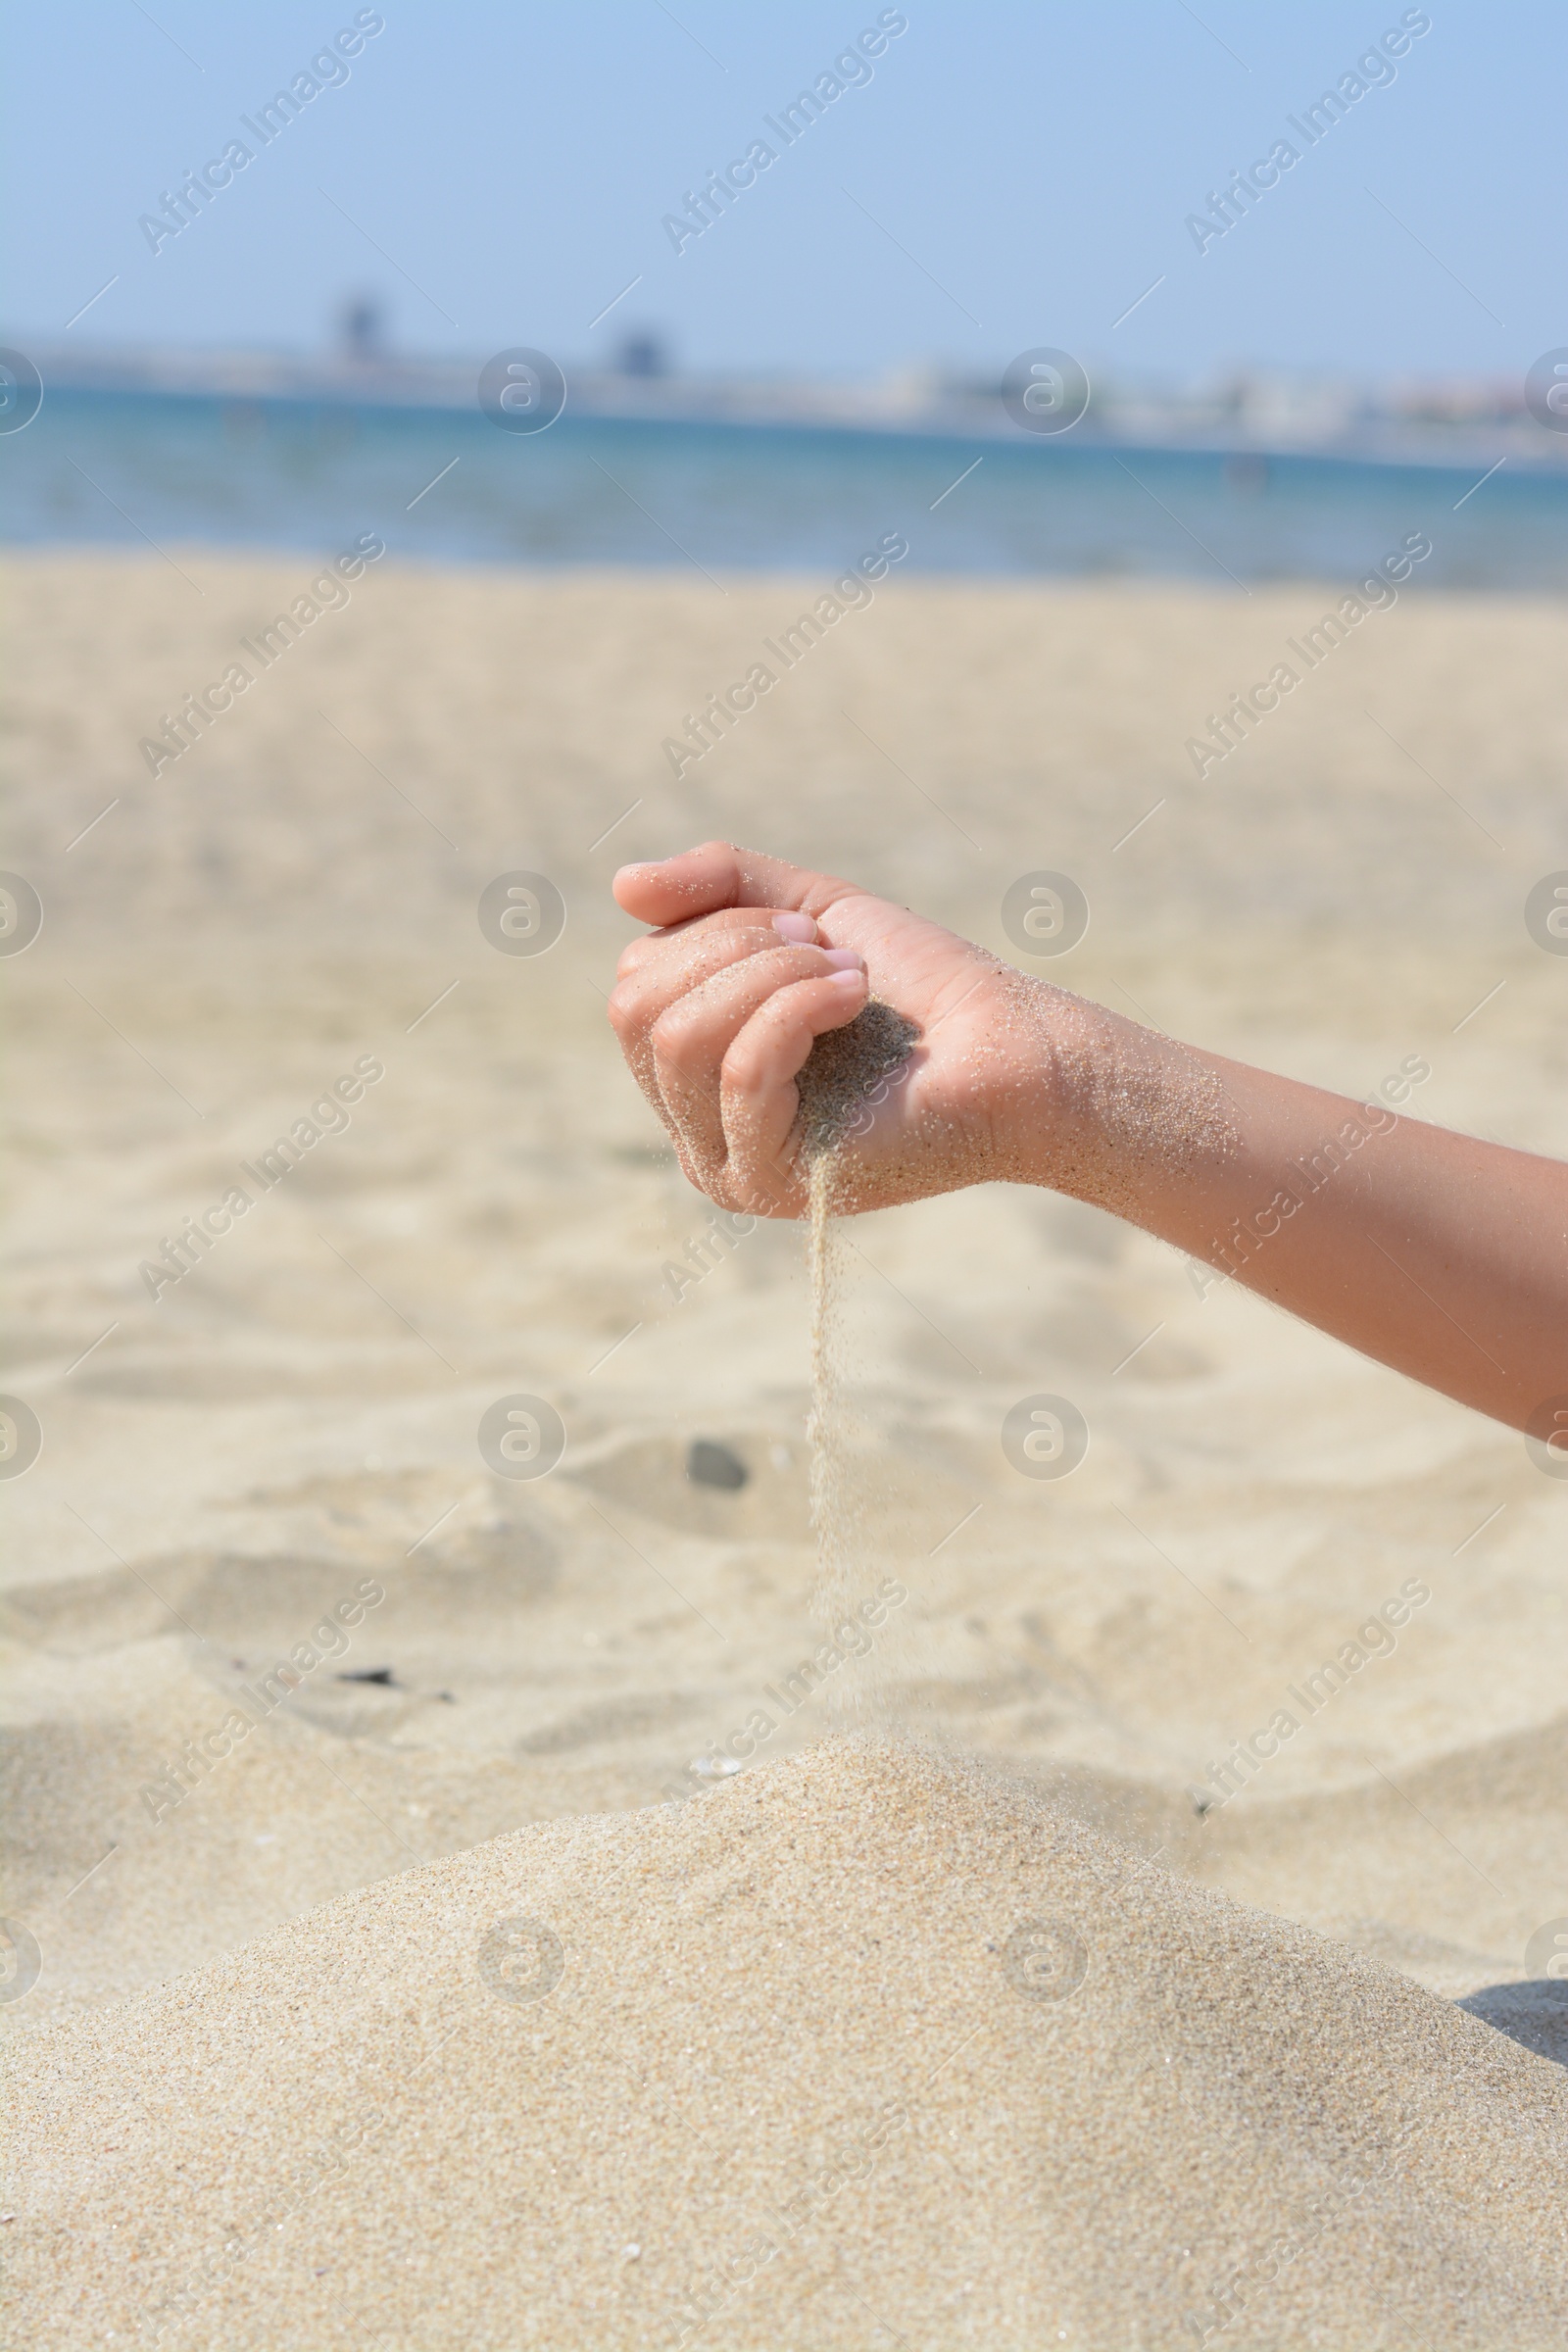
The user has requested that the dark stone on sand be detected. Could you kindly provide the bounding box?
[687,1439,748,1492]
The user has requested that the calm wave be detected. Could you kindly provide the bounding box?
[4,386,1564,591]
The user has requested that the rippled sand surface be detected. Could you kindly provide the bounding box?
[3,550,1565,2342]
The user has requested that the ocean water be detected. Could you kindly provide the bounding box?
[3,386,1565,592]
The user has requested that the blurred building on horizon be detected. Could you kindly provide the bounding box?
[14,326,1555,472]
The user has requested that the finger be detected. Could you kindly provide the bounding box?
[651,947,866,1166]
[609,916,825,1141]
[613,841,857,929]
[611,922,784,1044]
[612,923,835,1105]
[720,967,871,1182]
[613,906,816,987]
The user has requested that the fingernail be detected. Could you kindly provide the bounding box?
[822,948,864,970]
[828,966,867,990]
[772,910,817,942]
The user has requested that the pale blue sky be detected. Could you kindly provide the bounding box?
[4,2,1555,384]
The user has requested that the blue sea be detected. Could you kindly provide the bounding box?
[4,387,1565,592]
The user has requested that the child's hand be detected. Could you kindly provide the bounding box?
[608,840,1568,1435]
[609,840,1088,1217]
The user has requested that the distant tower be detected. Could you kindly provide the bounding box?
[339,294,387,364]
[616,329,667,379]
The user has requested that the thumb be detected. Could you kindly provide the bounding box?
[612,840,856,928]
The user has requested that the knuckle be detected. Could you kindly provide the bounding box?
[609,963,654,1014]
[719,1034,762,1090]
[650,1002,702,1065]
[607,995,650,1051]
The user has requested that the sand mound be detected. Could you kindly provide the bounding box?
[7,1739,1564,2349]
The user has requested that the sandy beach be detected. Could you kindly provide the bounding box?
[3,547,1565,2344]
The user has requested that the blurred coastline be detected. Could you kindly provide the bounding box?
[7,347,1568,588]
[25,337,1566,462]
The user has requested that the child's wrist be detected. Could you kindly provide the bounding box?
[1000,981,1236,1220]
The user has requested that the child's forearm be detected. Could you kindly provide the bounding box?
[1020,1004,1568,1435]
[608,847,1565,1440]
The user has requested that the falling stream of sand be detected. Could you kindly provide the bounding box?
[805,1151,852,1666]
[796,1004,921,1722]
